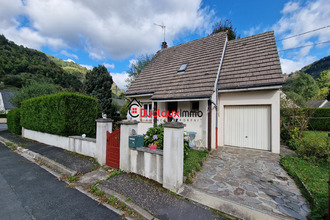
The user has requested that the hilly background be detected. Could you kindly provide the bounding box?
[0,35,124,97]
[0,34,327,102]
[283,56,330,103]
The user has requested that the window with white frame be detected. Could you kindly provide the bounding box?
[143,103,152,118]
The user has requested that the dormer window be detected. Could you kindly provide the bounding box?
[177,63,188,73]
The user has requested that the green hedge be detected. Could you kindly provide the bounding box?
[7,108,21,135]
[21,93,98,137]
[307,108,330,131]
[0,114,7,118]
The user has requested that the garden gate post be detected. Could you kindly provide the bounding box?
[119,120,139,172]
[96,118,113,165]
[162,122,185,193]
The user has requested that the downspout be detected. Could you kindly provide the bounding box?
[212,34,228,149]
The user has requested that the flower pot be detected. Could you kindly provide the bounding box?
[149,145,157,150]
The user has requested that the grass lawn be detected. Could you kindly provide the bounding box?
[183,149,209,183]
[304,130,329,141]
[280,156,329,219]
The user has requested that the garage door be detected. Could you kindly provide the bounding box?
[224,105,270,151]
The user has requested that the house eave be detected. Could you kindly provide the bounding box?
[219,84,282,93]
[151,95,211,102]
[126,93,154,98]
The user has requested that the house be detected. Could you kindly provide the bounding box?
[306,99,330,108]
[126,31,284,153]
[0,90,15,113]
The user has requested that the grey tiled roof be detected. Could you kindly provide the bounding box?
[218,31,283,90]
[306,100,328,108]
[126,31,283,100]
[126,32,227,100]
[0,90,15,109]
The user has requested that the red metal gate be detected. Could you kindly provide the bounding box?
[106,129,120,168]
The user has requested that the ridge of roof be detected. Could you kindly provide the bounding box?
[157,31,227,53]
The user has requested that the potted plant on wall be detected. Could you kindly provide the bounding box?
[144,125,164,150]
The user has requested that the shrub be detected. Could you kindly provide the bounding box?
[21,93,98,137]
[307,108,330,131]
[7,108,21,135]
[144,125,164,149]
[10,82,62,108]
[143,125,193,158]
[297,131,330,160]
[286,139,300,150]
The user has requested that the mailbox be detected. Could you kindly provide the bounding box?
[129,135,144,148]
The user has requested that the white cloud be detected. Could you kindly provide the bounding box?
[274,0,330,73]
[110,72,129,90]
[80,64,93,70]
[65,59,75,63]
[61,50,78,60]
[280,56,317,74]
[103,63,115,69]
[273,0,330,53]
[0,0,213,60]
[129,59,138,67]
[243,26,261,37]
[281,2,300,14]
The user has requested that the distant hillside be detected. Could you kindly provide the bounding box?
[111,82,125,97]
[0,35,82,90]
[47,55,87,80]
[300,56,330,79]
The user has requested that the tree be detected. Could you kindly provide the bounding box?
[84,65,114,116]
[316,70,330,99]
[210,19,240,40]
[126,54,153,88]
[10,82,62,107]
[283,72,320,102]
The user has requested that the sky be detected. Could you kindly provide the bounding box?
[0,0,329,90]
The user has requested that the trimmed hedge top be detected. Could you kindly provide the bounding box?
[306,108,330,131]
[21,93,98,137]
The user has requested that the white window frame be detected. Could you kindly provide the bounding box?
[142,103,152,118]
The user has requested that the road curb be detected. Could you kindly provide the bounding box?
[98,185,159,220]
[0,136,77,176]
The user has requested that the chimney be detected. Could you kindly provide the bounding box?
[161,41,167,49]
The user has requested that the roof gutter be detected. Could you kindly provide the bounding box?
[126,93,154,98]
[219,85,282,93]
[212,34,228,149]
[154,98,209,102]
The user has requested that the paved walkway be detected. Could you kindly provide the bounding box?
[99,173,218,220]
[190,146,310,219]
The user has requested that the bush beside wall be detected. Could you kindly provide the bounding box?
[307,108,330,131]
[21,93,98,137]
[7,108,21,135]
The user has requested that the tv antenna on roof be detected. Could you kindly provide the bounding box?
[154,23,166,42]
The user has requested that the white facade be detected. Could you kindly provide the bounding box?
[130,88,281,153]
[218,89,281,153]
[133,96,208,148]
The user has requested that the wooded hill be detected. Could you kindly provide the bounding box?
[284,56,330,102]
[0,35,82,91]
[299,56,330,79]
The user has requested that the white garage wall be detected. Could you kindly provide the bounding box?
[218,89,280,153]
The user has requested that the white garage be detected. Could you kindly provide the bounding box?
[224,105,271,151]
[218,90,281,154]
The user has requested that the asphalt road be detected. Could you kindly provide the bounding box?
[0,143,121,220]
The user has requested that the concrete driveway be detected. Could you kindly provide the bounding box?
[190,146,310,219]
